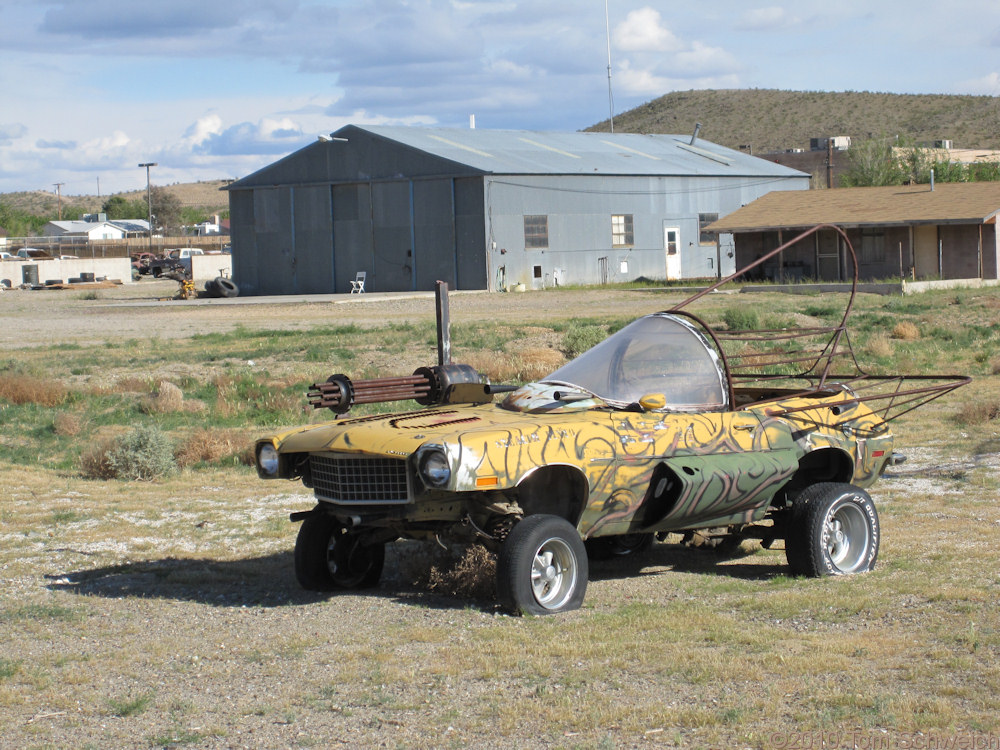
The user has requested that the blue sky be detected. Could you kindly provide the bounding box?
[1,0,998,196]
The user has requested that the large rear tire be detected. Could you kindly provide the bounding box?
[294,515,385,591]
[786,483,879,577]
[497,514,588,615]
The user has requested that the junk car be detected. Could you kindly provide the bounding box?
[255,225,967,615]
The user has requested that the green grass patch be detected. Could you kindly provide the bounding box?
[108,692,154,717]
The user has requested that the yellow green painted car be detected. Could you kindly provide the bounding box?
[257,311,907,614]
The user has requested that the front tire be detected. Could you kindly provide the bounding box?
[294,515,385,591]
[786,483,879,577]
[497,515,588,615]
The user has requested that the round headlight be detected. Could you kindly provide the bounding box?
[257,444,280,476]
[419,448,451,488]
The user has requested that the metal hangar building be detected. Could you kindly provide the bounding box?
[225,125,808,295]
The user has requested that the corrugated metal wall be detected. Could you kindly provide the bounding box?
[481,175,802,289]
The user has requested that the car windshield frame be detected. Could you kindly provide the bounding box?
[539,313,729,412]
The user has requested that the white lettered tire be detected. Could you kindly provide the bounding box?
[787,483,879,577]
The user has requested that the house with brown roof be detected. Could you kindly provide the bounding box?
[706,182,1000,282]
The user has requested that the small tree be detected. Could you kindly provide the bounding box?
[840,137,905,187]
[102,195,148,221]
[150,187,182,234]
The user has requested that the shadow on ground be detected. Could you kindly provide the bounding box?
[44,540,790,612]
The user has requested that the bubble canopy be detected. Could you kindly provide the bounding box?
[533,313,728,412]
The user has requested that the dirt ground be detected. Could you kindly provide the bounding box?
[0,278,690,350]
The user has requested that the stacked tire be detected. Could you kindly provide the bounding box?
[204,276,239,298]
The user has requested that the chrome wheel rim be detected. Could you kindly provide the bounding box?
[530,537,578,610]
[825,502,870,573]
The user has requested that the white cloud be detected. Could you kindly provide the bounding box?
[183,115,224,146]
[0,123,28,145]
[957,71,1000,95]
[674,41,740,75]
[616,59,740,97]
[614,8,682,52]
[611,8,741,96]
[737,6,801,30]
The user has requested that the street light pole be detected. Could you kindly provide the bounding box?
[138,162,157,253]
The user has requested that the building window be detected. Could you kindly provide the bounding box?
[524,215,548,249]
[612,214,634,247]
[698,213,719,244]
[533,265,543,279]
[861,229,885,264]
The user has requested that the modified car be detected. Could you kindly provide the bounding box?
[255,225,968,615]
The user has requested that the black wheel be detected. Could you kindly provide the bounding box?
[497,514,588,615]
[215,277,239,297]
[294,515,385,591]
[585,532,654,560]
[204,279,221,297]
[786,483,879,577]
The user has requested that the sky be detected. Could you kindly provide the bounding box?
[1,0,999,197]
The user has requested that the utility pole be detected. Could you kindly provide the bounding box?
[138,162,157,252]
[604,0,615,133]
[53,183,64,220]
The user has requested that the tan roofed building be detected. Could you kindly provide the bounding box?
[706,182,1000,282]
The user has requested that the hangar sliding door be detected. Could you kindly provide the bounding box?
[413,179,456,290]
[332,183,373,294]
[292,185,334,294]
[372,181,414,292]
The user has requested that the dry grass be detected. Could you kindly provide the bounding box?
[174,428,255,468]
[865,332,894,358]
[0,374,67,406]
[460,347,564,383]
[140,380,185,414]
[423,544,497,599]
[892,320,922,340]
[79,438,117,479]
[955,400,1000,425]
[52,411,84,437]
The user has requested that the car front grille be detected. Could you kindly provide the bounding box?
[309,454,409,504]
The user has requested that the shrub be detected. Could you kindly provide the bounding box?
[955,401,1000,426]
[140,381,184,414]
[81,425,177,481]
[865,332,894,359]
[723,308,759,331]
[891,321,921,340]
[562,324,606,358]
[52,412,83,437]
[175,428,254,468]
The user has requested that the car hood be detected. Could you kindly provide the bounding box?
[269,402,611,458]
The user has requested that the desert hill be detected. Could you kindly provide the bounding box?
[589,89,1000,153]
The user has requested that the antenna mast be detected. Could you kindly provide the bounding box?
[604,0,614,133]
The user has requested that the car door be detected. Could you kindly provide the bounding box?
[581,410,798,537]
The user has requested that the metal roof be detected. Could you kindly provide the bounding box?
[227,126,808,189]
[708,181,1000,232]
[347,125,805,178]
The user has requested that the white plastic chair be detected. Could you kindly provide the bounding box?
[350,271,366,293]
